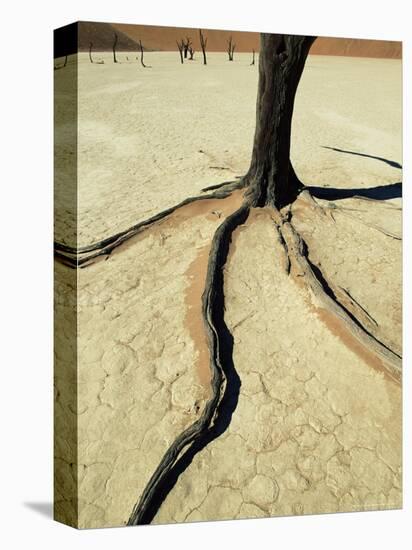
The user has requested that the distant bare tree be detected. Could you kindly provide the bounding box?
[139,40,151,68]
[89,42,94,63]
[176,39,184,64]
[188,46,195,60]
[227,36,236,61]
[113,33,118,63]
[54,55,67,71]
[199,29,207,65]
[250,49,255,65]
[183,36,192,59]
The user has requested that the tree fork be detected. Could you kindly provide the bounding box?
[244,34,316,209]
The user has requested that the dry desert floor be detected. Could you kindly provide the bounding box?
[54,52,402,528]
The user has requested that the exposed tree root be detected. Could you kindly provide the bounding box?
[54,186,244,268]
[55,174,402,523]
[127,194,400,526]
[127,204,250,525]
[300,190,402,240]
[201,177,246,193]
[271,207,401,383]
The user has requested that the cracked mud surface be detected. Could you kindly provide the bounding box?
[54,53,401,247]
[291,195,402,357]
[152,210,401,524]
[54,53,402,528]
[56,193,242,528]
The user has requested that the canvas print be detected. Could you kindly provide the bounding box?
[54,21,402,529]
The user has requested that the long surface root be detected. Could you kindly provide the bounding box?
[127,203,250,525]
[55,186,244,268]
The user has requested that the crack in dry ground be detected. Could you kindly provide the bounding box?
[55,186,401,527]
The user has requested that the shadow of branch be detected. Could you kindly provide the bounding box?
[322,146,402,170]
[307,182,402,201]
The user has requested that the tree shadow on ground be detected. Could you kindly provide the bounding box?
[307,146,403,201]
[322,146,402,170]
[307,181,402,201]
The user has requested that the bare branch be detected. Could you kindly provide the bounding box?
[113,33,118,63]
[183,36,192,58]
[199,29,207,65]
[250,49,255,65]
[139,40,151,68]
[176,39,184,64]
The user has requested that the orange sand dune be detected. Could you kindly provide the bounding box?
[114,23,401,58]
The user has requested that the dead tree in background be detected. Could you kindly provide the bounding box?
[54,56,67,71]
[176,39,184,64]
[188,46,195,60]
[250,49,255,65]
[199,29,207,65]
[227,36,236,61]
[183,36,192,59]
[89,42,93,63]
[113,33,118,63]
[139,40,150,68]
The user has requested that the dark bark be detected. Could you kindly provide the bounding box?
[113,33,118,63]
[127,204,250,525]
[176,40,184,64]
[183,36,191,58]
[54,182,242,267]
[199,29,207,65]
[244,34,316,208]
[188,46,195,60]
[250,49,255,65]
[227,36,235,61]
[139,40,150,68]
[88,42,93,63]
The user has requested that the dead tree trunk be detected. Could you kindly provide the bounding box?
[89,42,93,63]
[244,34,315,209]
[188,46,195,60]
[227,36,235,61]
[183,36,192,59]
[63,55,68,67]
[139,40,149,68]
[176,40,184,64]
[250,49,255,65]
[199,29,207,65]
[113,33,118,63]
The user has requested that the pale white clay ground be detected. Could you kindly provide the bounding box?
[54,52,402,528]
[55,52,401,247]
[154,211,401,524]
